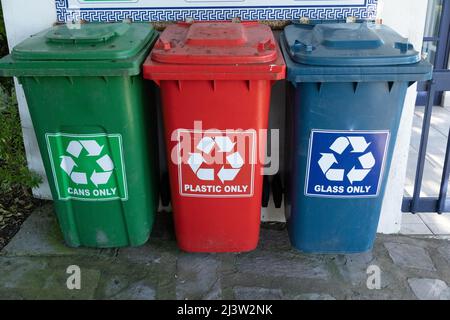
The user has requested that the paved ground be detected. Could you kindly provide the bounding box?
[1,204,450,300]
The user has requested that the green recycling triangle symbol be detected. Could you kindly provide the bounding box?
[59,140,115,187]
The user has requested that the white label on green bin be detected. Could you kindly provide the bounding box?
[305,130,390,198]
[46,133,128,201]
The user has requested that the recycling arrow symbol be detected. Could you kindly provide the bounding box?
[319,136,375,184]
[187,136,244,184]
[59,140,115,187]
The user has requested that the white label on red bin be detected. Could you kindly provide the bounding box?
[177,129,256,198]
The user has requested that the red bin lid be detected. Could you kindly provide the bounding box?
[151,21,278,65]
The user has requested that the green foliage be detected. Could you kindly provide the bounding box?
[0,85,42,194]
[0,7,38,192]
[0,5,12,91]
[0,5,7,58]
[0,8,5,43]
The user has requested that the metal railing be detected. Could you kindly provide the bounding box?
[402,70,450,213]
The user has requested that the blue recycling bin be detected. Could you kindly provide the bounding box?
[281,22,432,253]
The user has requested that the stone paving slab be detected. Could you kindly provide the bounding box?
[408,278,450,300]
[0,257,101,299]
[176,254,222,300]
[1,205,450,300]
[384,242,436,271]
[1,204,104,257]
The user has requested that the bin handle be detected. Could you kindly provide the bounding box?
[46,23,130,44]
[154,39,172,51]
[291,40,314,53]
[258,39,276,52]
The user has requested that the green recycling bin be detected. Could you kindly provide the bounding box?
[0,23,159,248]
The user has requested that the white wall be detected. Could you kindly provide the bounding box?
[2,0,57,199]
[2,0,430,233]
[377,0,428,233]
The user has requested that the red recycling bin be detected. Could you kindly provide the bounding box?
[143,21,285,252]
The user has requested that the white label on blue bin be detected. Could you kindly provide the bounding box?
[305,130,390,198]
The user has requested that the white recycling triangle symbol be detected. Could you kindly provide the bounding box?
[187,136,244,184]
[59,140,115,187]
[319,136,375,184]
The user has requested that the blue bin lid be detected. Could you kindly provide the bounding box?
[283,22,421,66]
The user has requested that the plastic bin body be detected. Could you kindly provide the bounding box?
[0,23,159,248]
[144,22,285,253]
[281,22,432,253]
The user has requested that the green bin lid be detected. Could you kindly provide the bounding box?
[284,22,421,66]
[13,23,153,61]
[0,22,158,76]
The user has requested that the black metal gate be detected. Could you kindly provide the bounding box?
[402,0,450,214]
[403,71,450,213]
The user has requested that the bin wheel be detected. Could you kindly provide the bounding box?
[272,174,283,209]
[262,176,270,208]
[160,172,171,207]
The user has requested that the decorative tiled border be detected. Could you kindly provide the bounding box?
[56,0,378,22]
